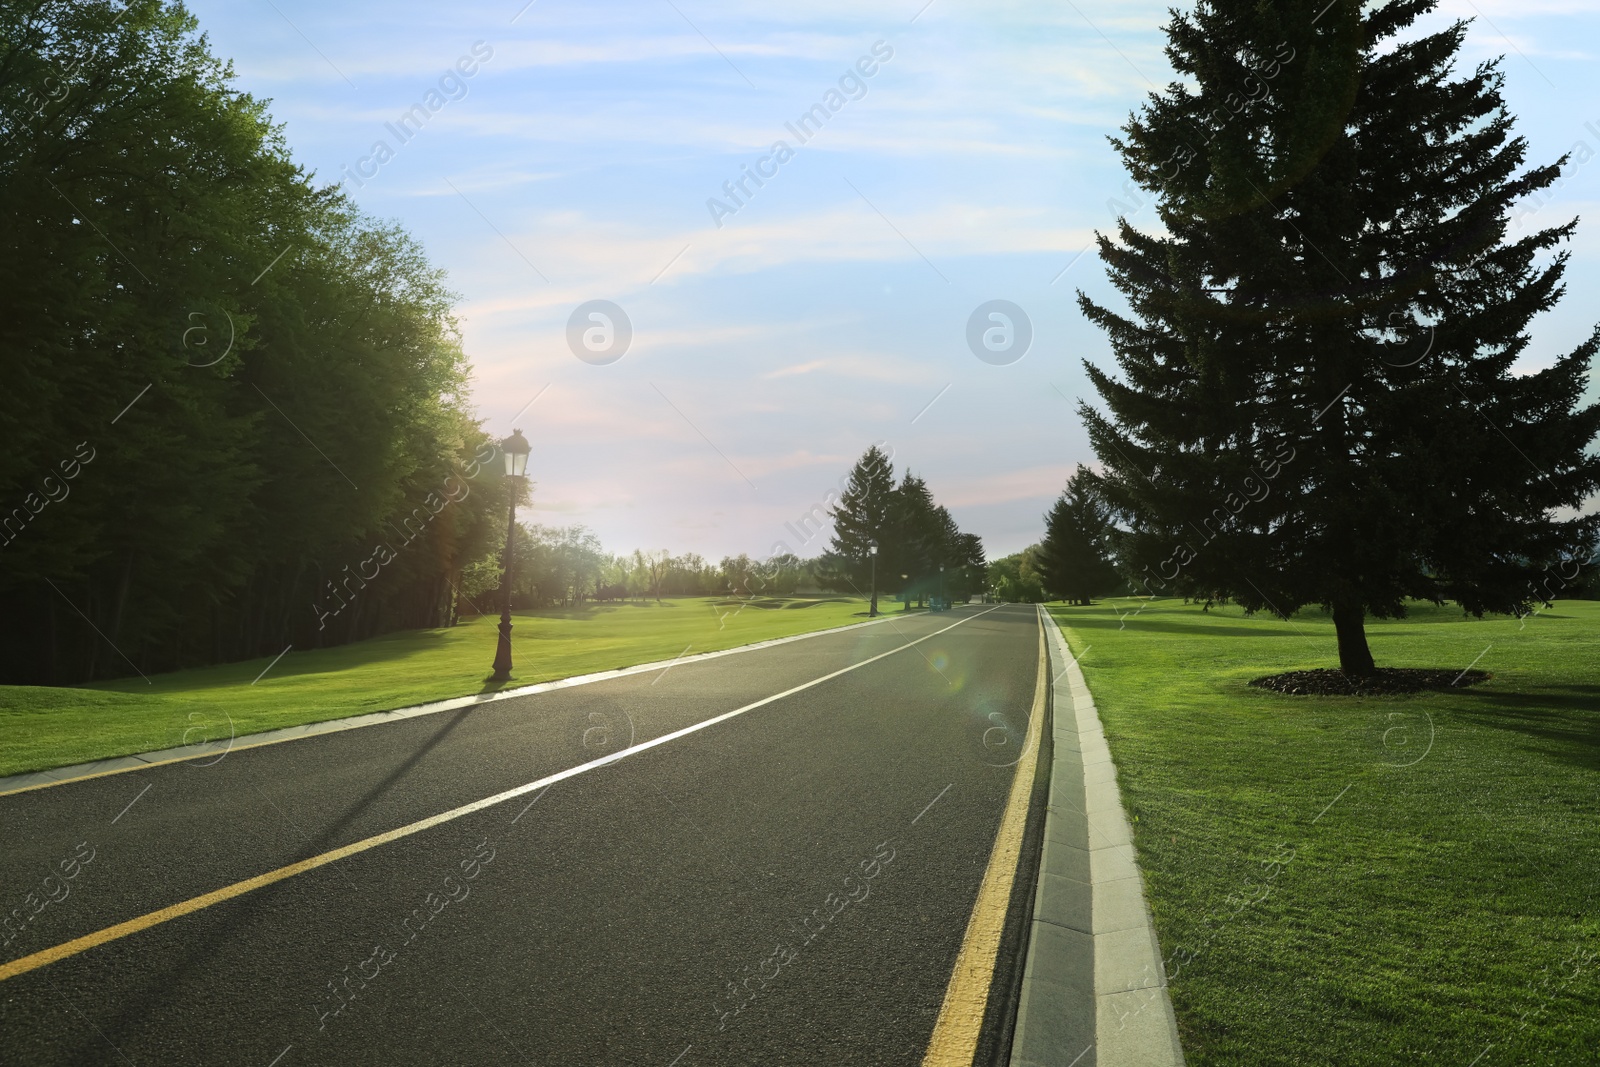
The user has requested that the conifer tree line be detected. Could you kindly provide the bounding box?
[824,445,986,609]
[0,1,517,684]
[1057,0,1599,672]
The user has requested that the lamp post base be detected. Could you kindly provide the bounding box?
[490,613,514,682]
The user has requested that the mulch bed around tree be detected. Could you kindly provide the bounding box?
[1249,667,1491,696]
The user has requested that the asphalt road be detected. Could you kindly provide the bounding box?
[0,603,1044,1066]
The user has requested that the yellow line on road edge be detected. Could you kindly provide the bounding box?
[0,607,1001,985]
[921,606,1047,1067]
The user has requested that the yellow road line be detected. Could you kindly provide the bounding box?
[0,607,1000,984]
[0,807,458,983]
[921,607,1047,1066]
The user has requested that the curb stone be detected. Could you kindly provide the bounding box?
[1008,607,1185,1067]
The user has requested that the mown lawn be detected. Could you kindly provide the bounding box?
[1047,598,1599,1066]
[0,595,868,777]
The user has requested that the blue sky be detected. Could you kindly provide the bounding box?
[187,0,1600,561]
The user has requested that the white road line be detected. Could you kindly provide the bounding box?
[0,607,970,798]
[0,608,1003,984]
[487,606,1000,827]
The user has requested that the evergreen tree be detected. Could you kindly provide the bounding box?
[828,445,896,612]
[1037,465,1119,605]
[1078,0,1600,673]
[919,505,985,604]
[826,448,985,610]
[888,472,938,605]
[949,532,987,601]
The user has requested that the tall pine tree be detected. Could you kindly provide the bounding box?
[1079,0,1600,673]
[1037,465,1120,605]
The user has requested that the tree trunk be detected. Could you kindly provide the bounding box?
[46,589,59,685]
[108,553,134,654]
[1332,599,1376,675]
[84,577,99,681]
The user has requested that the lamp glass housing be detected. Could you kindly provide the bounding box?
[502,430,532,478]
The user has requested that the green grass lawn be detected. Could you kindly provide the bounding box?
[1048,597,1599,1066]
[0,595,870,778]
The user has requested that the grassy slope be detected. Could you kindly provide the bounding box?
[0,596,870,777]
[1047,598,1599,1066]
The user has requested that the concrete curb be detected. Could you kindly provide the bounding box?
[0,608,923,798]
[1008,608,1185,1067]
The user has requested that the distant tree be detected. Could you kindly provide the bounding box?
[988,548,1046,603]
[720,554,759,597]
[456,551,504,618]
[752,552,803,596]
[825,446,984,610]
[631,549,670,602]
[812,550,855,594]
[511,525,604,607]
[910,502,985,604]
[828,445,897,612]
[888,472,939,606]
[1077,0,1600,673]
[663,553,718,596]
[1037,465,1120,605]
[948,532,988,601]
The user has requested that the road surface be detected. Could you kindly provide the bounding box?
[0,603,1046,1066]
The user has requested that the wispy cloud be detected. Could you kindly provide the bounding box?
[187,0,1600,559]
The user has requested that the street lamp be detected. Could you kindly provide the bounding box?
[868,541,879,618]
[490,429,531,682]
[940,563,946,609]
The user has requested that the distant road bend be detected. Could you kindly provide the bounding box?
[0,603,1050,1066]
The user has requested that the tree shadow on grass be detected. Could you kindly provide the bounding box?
[92,596,867,695]
[85,627,468,693]
[1448,684,1600,772]
[1061,615,1316,640]
[279,627,461,677]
